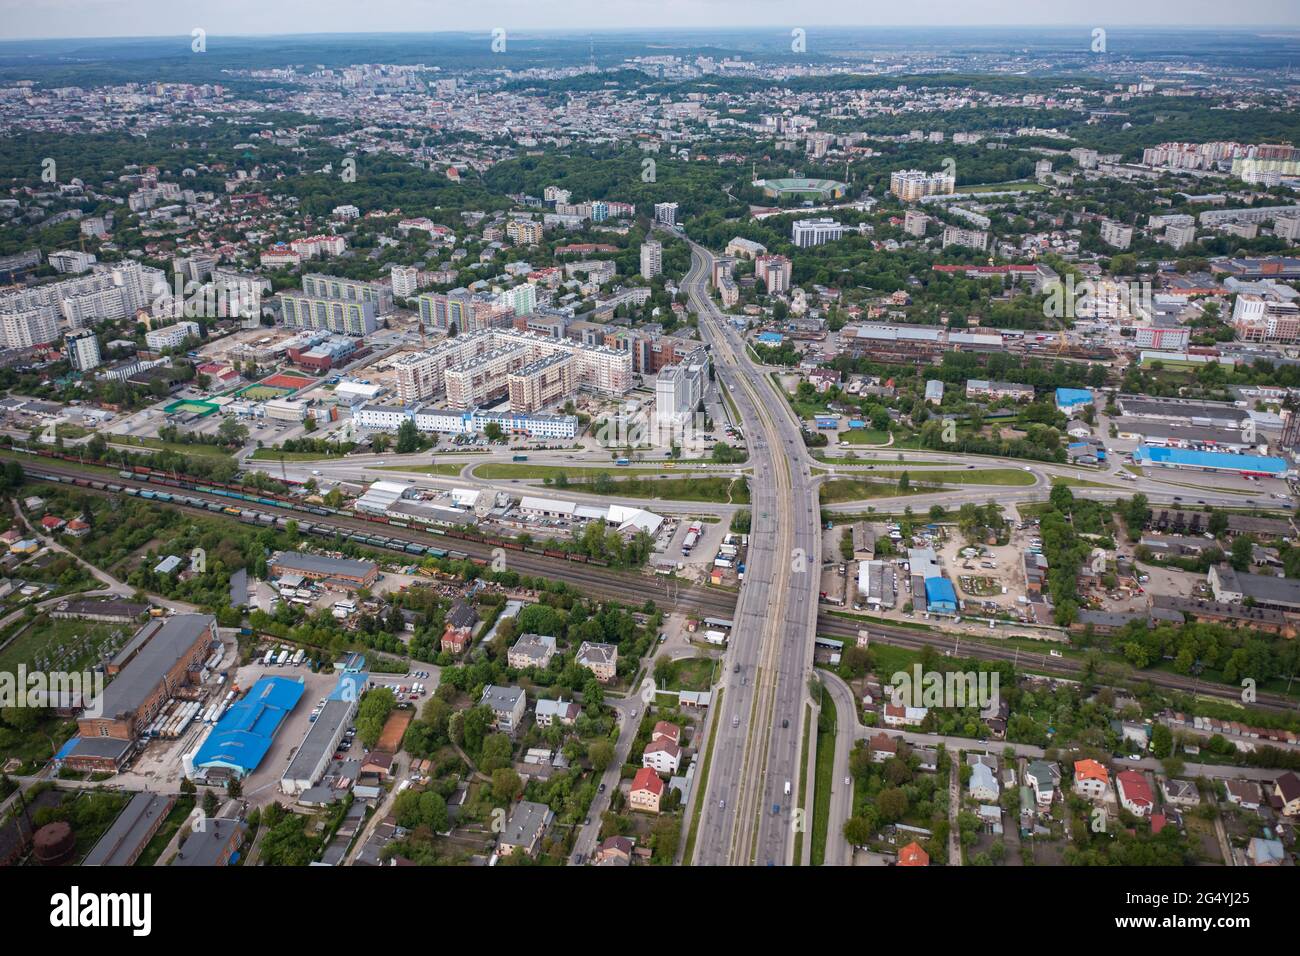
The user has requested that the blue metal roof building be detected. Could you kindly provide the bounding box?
[192,676,305,778]
[1133,445,1288,475]
[925,577,959,614]
[1055,387,1094,412]
[757,332,784,345]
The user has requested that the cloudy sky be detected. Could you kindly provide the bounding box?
[0,0,1297,39]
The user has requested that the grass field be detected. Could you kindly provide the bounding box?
[235,384,293,401]
[108,435,232,459]
[963,180,1047,193]
[819,478,929,504]
[840,428,892,445]
[572,475,750,504]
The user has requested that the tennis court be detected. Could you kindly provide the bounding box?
[260,372,314,390]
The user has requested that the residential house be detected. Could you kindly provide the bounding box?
[629,766,665,813]
[441,599,479,654]
[534,697,580,728]
[1074,759,1111,800]
[508,632,557,670]
[1160,778,1200,808]
[479,684,526,734]
[642,737,682,776]
[897,841,929,866]
[1247,836,1285,866]
[1117,770,1154,817]
[869,732,897,763]
[652,721,681,745]
[498,800,554,858]
[1024,760,1060,810]
[1225,779,1263,811]
[593,835,634,866]
[969,762,1000,802]
[1274,771,1300,816]
[576,641,618,683]
[882,703,927,728]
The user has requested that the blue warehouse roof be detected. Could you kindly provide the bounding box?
[1134,445,1287,475]
[192,676,305,776]
[925,577,958,608]
[1055,387,1093,407]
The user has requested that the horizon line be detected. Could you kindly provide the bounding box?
[2,24,1297,44]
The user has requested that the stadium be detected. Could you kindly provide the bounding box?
[756,177,847,201]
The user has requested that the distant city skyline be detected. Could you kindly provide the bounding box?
[2,1,1299,41]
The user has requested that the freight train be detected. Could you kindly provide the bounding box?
[12,447,608,567]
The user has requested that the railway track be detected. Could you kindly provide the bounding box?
[16,456,1296,713]
[15,459,728,614]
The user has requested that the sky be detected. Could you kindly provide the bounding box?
[1,0,1299,40]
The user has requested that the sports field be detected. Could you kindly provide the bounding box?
[235,383,294,401]
[164,398,220,417]
[261,372,314,390]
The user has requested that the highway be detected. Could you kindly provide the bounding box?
[682,239,821,866]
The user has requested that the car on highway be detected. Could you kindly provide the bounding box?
[782,718,789,728]
[598,783,606,793]
[844,776,850,786]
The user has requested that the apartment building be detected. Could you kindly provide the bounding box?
[640,239,662,279]
[941,225,989,251]
[754,254,792,293]
[508,352,575,412]
[279,294,378,337]
[417,289,514,332]
[655,347,710,423]
[889,169,955,201]
[65,328,101,371]
[144,320,200,351]
[299,273,394,314]
[391,265,420,298]
[1100,220,1134,250]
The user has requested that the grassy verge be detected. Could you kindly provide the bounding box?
[810,692,837,866]
[375,463,471,476]
[794,701,812,865]
[862,468,1036,487]
[249,448,350,462]
[682,687,723,865]
[472,462,703,480]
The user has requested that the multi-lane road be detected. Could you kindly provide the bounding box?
[682,240,821,866]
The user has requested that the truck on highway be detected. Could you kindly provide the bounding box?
[512,455,528,462]
[615,457,630,466]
